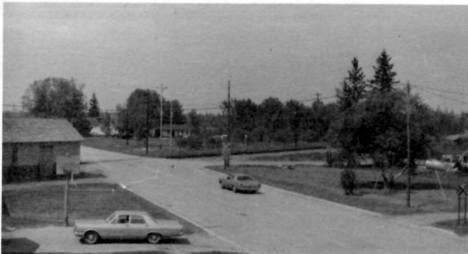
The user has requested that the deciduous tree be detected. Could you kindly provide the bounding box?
[22,77,91,135]
[284,100,307,147]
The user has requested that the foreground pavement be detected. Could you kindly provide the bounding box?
[2,226,240,254]
[76,146,468,254]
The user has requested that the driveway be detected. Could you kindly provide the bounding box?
[79,146,468,254]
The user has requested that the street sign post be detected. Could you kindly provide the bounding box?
[457,184,468,225]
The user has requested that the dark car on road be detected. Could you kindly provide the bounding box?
[219,173,261,193]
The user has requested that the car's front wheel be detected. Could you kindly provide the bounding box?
[83,231,99,244]
[147,233,163,244]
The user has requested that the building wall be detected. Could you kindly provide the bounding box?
[3,143,41,166]
[2,144,13,167]
[54,142,81,174]
[2,141,81,183]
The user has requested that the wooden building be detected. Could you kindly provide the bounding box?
[2,118,83,183]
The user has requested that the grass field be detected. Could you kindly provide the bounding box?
[250,151,332,161]
[2,182,203,235]
[207,164,468,216]
[81,136,327,158]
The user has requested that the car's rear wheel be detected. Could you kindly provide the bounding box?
[84,231,99,244]
[147,233,163,244]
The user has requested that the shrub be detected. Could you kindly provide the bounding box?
[340,168,356,195]
[176,136,203,150]
[206,136,222,149]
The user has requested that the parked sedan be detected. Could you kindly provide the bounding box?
[219,173,261,193]
[74,210,184,244]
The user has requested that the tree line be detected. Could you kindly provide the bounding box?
[19,50,468,163]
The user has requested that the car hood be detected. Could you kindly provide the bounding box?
[74,219,107,227]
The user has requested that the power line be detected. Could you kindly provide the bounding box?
[412,84,468,97]
[300,95,337,102]
[414,86,468,106]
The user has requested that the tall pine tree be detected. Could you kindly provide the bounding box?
[337,57,367,111]
[88,93,100,118]
[369,50,399,93]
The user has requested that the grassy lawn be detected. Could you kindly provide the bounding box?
[2,182,203,235]
[250,151,331,162]
[81,136,326,158]
[207,164,468,216]
[433,220,468,236]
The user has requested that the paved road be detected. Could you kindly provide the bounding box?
[81,146,468,254]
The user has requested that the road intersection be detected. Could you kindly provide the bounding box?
[79,146,468,254]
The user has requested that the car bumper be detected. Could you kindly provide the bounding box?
[237,186,261,191]
[73,227,85,238]
[166,231,184,238]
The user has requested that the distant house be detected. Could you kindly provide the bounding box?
[151,124,192,138]
[2,118,83,183]
[446,130,468,142]
[88,116,119,137]
[90,126,105,136]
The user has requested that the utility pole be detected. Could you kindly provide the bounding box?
[223,79,231,170]
[228,80,231,145]
[315,93,321,102]
[159,84,167,148]
[170,100,173,156]
[146,89,150,155]
[406,82,411,208]
[126,105,129,145]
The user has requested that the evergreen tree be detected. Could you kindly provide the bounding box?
[334,57,368,166]
[337,57,367,111]
[369,50,399,93]
[88,93,101,118]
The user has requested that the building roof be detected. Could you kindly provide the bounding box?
[2,118,83,143]
[446,130,468,141]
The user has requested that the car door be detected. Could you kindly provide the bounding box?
[109,214,130,239]
[128,215,150,239]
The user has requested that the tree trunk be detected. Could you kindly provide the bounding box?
[381,168,394,192]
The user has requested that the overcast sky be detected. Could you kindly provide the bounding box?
[3,2,468,114]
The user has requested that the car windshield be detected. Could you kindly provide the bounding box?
[237,176,253,181]
[105,212,116,223]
